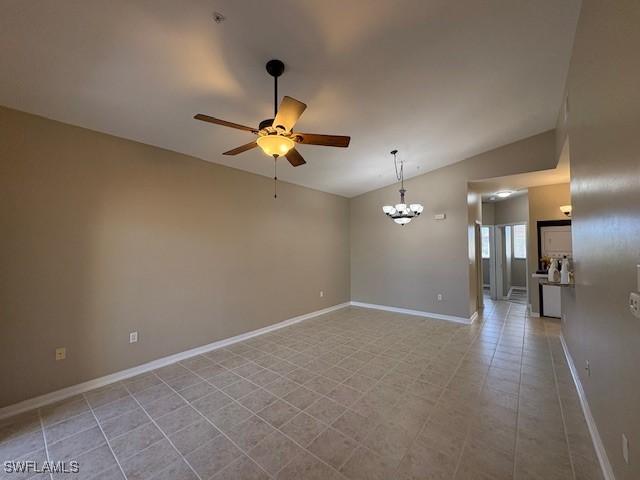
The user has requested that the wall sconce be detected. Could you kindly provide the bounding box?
[560,205,572,217]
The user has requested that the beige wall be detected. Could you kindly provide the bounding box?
[351,130,557,319]
[0,107,350,408]
[494,194,529,225]
[482,202,495,226]
[527,183,571,313]
[562,1,640,478]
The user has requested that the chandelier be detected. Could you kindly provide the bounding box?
[382,150,423,225]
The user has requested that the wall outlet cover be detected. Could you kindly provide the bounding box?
[437,294,443,301]
[129,331,138,343]
[320,291,324,297]
[55,347,66,361]
[630,292,640,319]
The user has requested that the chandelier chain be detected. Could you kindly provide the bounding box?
[393,150,404,190]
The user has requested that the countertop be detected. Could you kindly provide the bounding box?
[539,280,575,288]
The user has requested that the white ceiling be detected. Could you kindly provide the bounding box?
[0,0,580,197]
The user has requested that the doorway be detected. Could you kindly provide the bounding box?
[482,223,528,303]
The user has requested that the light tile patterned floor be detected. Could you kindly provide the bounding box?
[1,301,604,480]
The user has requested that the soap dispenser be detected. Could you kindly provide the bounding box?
[560,256,570,284]
[548,258,559,283]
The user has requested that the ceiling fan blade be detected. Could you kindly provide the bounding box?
[285,148,306,167]
[223,141,258,155]
[295,133,350,148]
[273,96,307,132]
[194,114,257,133]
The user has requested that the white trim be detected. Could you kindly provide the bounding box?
[528,304,540,317]
[0,302,350,420]
[350,301,476,325]
[559,335,615,480]
[507,286,527,299]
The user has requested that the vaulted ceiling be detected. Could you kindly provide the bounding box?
[0,0,581,197]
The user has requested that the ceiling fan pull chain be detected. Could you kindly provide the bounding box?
[274,155,278,198]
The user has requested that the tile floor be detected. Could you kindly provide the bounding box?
[1,301,604,480]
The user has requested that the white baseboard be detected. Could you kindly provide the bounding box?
[528,303,540,317]
[559,335,615,480]
[350,301,476,325]
[0,302,350,420]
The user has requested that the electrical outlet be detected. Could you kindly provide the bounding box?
[319,291,324,298]
[622,433,629,464]
[437,294,443,301]
[585,360,591,377]
[630,292,640,319]
[55,347,66,361]
[129,331,138,343]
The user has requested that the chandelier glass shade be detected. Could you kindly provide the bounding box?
[381,150,423,226]
[382,189,424,225]
[256,134,294,157]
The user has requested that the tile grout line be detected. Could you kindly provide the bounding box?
[16,305,539,480]
[544,321,578,480]
[150,373,274,480]
[82,393,129,480]
[178,315,460,476]
[265,318,470,477]
[186,313,455,478]
[335,319,470,475]
[37,408,54,480]
[174,361,351,479]
[442,310,502,478]
[451,301,513,479]
[511,308,527,479]
[119,380,205,480]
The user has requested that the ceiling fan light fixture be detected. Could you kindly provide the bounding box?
[256,135,294,157]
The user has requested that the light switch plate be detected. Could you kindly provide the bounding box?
[55,347,66,361]
[129,331,138,343]
[434,213,446,220]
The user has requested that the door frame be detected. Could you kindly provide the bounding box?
[492,221,529,301]
[474,221,484,310]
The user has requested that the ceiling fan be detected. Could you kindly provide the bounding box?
[194,59,350,168]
